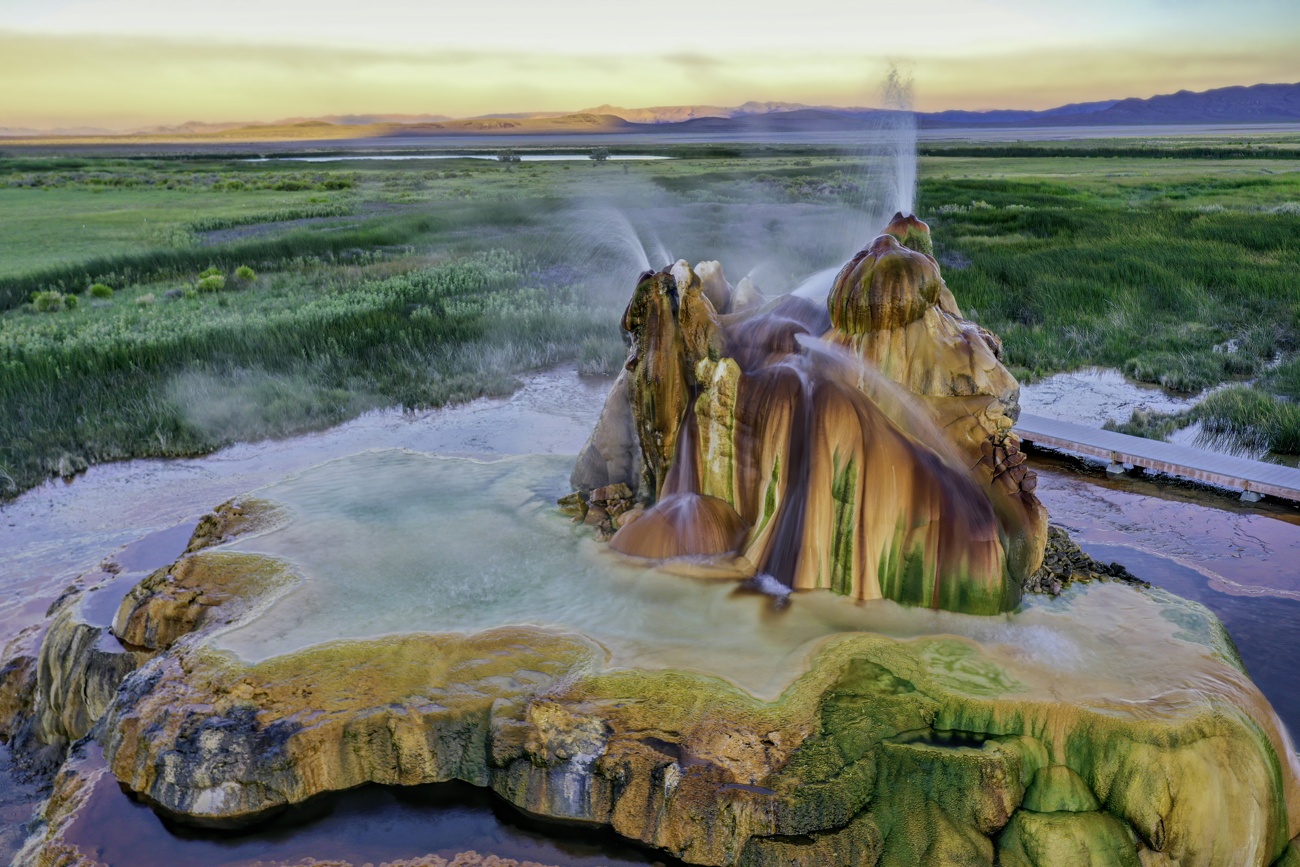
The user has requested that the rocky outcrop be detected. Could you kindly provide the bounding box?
[29,537,1286,867]
[1024,526,1146,595]
[183,497,286,555]
[0,501,287,788]
[32,595,144,750]
[0,624,43,745]
[112,550,294,653]
[112,499,290,653]
[570,369,642,496]
[0,576,142,768]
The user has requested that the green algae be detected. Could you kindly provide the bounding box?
[1022,766,1101,813]
[829,455,857,596]
[998,810,1141,867]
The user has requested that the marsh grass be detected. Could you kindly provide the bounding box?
[1192,387,1300,454]
[186,202,355,233]
[0,251,619,495]
[921,180,1300,392]
[576,332,629,375]
[1104,408,1193,441]
[6,148,1300,494]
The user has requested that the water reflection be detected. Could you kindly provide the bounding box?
[62,747,676,867]
[1033,455,1300,736]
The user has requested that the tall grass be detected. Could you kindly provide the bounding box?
[1193,387,1300,454]
[0,251,620,496]
[186,202,355,233]
[919,183,1300,390]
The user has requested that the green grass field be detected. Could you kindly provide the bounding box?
[2,142,1299,496]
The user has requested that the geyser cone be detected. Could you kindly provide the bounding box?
[693,347,1014,610]
[623,265,723,499]
[608,492,748,560]
[826,229,1016,415]
[824,228,1047,581]
[622,269,691,499]
[575,225,1047,614]
[882,211,962,316]
[883,211,935,257]
[828,233,941,334]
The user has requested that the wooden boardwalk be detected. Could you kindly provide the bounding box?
[1016,413,1300,502]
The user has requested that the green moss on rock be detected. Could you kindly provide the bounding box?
[998,810,1141,867]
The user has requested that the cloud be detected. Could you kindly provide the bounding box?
[0,30,1296,128]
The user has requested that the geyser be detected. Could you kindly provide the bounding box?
[572,213,1047,615]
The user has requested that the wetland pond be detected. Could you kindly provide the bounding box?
[245,154,674,163]
[2,366,1298,865]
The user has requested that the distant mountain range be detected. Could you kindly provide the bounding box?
[3,81,1299,141]
[580,82,1300,128]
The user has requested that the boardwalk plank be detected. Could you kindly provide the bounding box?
[1016,413,1300,502]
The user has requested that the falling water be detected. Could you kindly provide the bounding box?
[790,265,843,302]
[752,358,815,588]
[796,334,970,472]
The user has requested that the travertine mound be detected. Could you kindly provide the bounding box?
[91,554,1300,867]
[7,486,1299,867]
[580,220,1046,614]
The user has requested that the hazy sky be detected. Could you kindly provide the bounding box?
[2,0,1298,127]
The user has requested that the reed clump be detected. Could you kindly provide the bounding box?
[1193,387,1300,454]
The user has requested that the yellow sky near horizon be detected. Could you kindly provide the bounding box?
[1,0,1299,129]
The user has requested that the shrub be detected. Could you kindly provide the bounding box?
[234,266,256,282]
[149,225,198,248]
[196,275,226,293]
[88,283,114,299]
[198,266,223,279]
[31,290,67,312]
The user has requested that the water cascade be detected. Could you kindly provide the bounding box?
[574,213,1047,615]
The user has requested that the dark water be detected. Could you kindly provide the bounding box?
[1032,455,1300,741]
[63,750,676,867]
